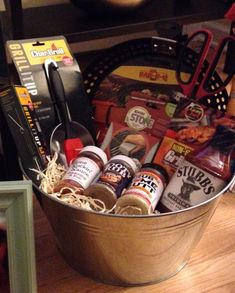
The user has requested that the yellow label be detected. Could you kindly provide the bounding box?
[21,40,73,65]
[171,142,191,156]
[113,66,188,85]
[15,86,32,105]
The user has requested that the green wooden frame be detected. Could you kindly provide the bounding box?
[0,180,37,293]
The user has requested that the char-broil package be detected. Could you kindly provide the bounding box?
[0,85,47,183]
[7,36,95,145]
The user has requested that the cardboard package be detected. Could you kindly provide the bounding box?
[7,36,95,146]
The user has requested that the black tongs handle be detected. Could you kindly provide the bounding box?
[44,59,71,138]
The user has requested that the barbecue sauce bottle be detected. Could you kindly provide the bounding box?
[157,125,235,212]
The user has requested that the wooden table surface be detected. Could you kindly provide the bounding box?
[34,191,235,293]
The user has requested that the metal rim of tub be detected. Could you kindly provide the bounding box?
[20,158,235,218]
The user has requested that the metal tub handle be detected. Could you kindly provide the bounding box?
[229,174,235,193]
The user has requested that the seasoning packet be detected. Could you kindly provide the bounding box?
[153,97,235,178]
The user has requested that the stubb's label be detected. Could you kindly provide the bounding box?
[63,157,100,189]
[161,160,226,211]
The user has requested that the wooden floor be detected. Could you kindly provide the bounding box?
[34,191,235,293]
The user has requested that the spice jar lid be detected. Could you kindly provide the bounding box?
[142,163,169,183]
[110,155,139,173]
[80,145,108,165]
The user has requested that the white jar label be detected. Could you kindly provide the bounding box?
[160,160,226,211]
[124,170,164,211]
[63,157,100,189]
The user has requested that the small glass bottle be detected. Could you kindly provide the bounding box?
[115,163,168,215]
[54,146,107,194]
[84,155,139,209]
[158,125,235,212]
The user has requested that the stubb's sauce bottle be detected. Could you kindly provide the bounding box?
[54,146,107,194]
[158,125,235,212]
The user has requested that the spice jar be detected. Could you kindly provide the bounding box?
[115,163,168,215]
[84,155,139,209]
[53,146,107,194]
[158,125,235,212]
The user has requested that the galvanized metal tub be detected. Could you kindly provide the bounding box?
[25,163,234,286]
